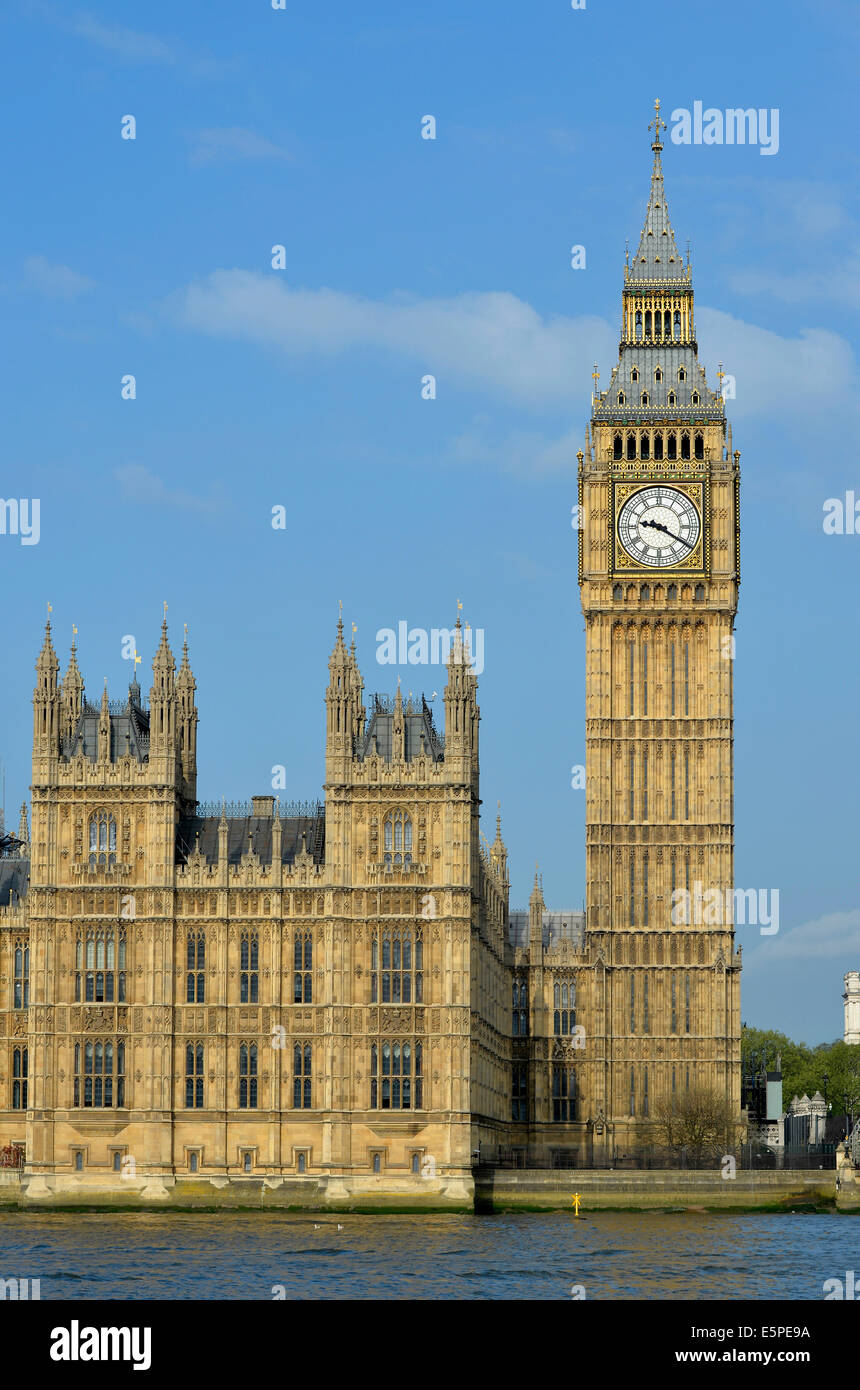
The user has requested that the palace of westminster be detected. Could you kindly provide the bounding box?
[0,107,742,1198]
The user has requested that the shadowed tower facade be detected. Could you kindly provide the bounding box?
[577,101,742,1145]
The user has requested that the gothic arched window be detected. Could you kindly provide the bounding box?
[613,433,623,460]
[694,432,704,460]
[383,810,412,869]
[88,811,116,867]
[13,942,29,1008]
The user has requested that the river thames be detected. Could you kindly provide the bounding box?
[0,1210,855,1299]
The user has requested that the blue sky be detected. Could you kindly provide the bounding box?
[1,0,858,1043]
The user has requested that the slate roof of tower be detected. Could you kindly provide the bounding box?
[0,856,29,906]
[356,695,444,763]
[628,149,687,283]
[62,686,150,761]
[594,345,724,422]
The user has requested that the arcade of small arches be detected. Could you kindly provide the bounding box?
[611,428,706,460]
[612,582,706,603]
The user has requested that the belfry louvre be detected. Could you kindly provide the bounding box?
[0,115,740,1200]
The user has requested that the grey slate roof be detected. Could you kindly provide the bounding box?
[508,911,586,951]
[595,344,723,422]
[628,150,686,284]
[175,814,324,867]
[356,695,444,763]
[0,856,29,907]
[62,683,150,762]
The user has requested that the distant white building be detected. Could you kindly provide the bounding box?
[844,972,860,1045]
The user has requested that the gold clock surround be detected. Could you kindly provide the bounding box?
[611,476,708,575]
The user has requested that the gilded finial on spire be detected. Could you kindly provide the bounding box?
[649,97,666,152]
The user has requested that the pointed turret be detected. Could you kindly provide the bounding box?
[176,626,198,801]
[33,618,61,759]
[325,610,365,778]
[61,630,84,742]
[149,611,176,761]
[98,680,111,762]
[529,865,545,950]
[628,100,686,284]
[17,802,29,850]
[443,614,479,773]
[490,803,509,885]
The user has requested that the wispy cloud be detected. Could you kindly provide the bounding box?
[188,128,294,166]
[23,255,95,300]
[168,269,858,428]
[745,908,860,965]
[71,12,176,64]
[115,465,221,515]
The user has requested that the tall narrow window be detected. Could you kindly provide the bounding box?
[630,1067,635,1116]
[187,933,205,1004]
[670,748,676,819]
[512,975,528,1036]
[654,432,664,460]
[294,933,312,1003]
[670,642,676,715]
[671,975,677,1032]
[629,858,635,926]
[185,1042,204,1108]
[13,943,29,1009]
[12,1047,27,1109]
[684,642,690,715]
[628,640,635,714]
[293,1042,312,1109]
[629,749,635,821]
[685,975,691,1033]
[672,1063,677,1094]
[643,1066,649,1117]
[684,749,690,821]
[553,981,576,1036]
[240,932,258,1004]
[552,1066,576,1121]
[613,433,623,460]
[643,855,649,926]
[630,973,636,1032]
[642,642,648,716]
[511,1064,527,1122]
[668,432,677,458]
[239,1042,258,1109]
[643,749,648,821]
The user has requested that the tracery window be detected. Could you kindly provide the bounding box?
[371,928,422,1003]
[294,932,312,1003]
[88,811,116,867]
[240,931,259,1004]
[512,974,529,1035]
[293,1042,312,1109]
[185,1042,204,1108]
[12,1047,27,1109]
[239,1042,257,1109]
[552,1066,577,1122]
[553,980,576,1035]
[74,1038,125,1108]
[13,942,28,1009]
[76,929,126,1003]
[370,1041,422,1110]
[383,811,412,869]
[511,1063,527,1122]
[187,932,205,1003]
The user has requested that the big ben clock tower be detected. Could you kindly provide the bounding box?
[578,102,741,1148]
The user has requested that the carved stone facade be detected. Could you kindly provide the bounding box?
[0,117,742,1186]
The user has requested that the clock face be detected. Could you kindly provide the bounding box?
[617,485,701,568]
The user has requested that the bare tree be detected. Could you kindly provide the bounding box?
[652,1087,741,1167]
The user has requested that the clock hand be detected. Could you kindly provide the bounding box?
[640,518,696,552]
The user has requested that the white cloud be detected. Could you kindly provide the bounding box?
[115,465,220,515]
[72,12,176,64]
[168,270,858,431]
[24,255,95,300]
[745,908,860,965]
[171,270,614,406]
[189,129,293,166]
